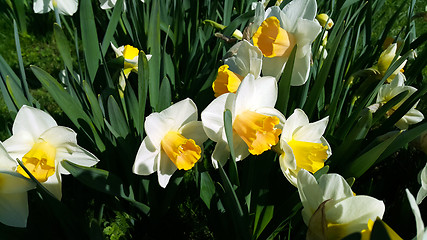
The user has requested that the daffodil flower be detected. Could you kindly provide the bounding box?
[417,163,427,204]
[0,142,36,228]
[33,0,78,16]
[406,189,427,240]
[3,106,99,200]
[202,74,285,168]
[278,109,331,186]
[111,43,152,92]
[368,73,424,130]
[376,43,407,83]
[212,40,262,97]
[297,170,385,240]
[133,98,207,188]
[250,0,321,85]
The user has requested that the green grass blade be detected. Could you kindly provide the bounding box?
[101,0,124,56]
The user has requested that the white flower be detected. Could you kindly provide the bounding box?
[297,170,385,239]
[406,189,427,240]
[212,40,263,97]
[417,163,427,205]
[202,74,285,168]
[99,0,144,10]
[33,0,78,16]
[279,109,331,186]
[376,43,407,83]
[250,0,321,85]
[0,142,35,228]
[111,43,152,92]
[133,98,207,188]
[3,106,99,200]
[368,73,424,130]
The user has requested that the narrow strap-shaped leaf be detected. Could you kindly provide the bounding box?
[107,95,129,138]
[276,46,297,116]
[54,23,74,75]
[80,0,101,83]
[224,109,239,186]
[101,0,124,56]
[61,160,150,215]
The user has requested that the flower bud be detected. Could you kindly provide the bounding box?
[316,13,334,30]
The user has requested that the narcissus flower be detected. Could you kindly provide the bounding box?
[297,170,385,240]
[376,43,407,82]
[0,143,36,228]
[251,0,321,85]
[33,0,78,16]
[3,106,99,200]
[133,98,207,188]
[99,0,144,10]
[111,43,152,92]
[202,74,285,168]
[212,40,262,97]
[278,109,330,186]
[368,73,424,130]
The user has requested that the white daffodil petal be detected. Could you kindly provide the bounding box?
[56,144,99,175]
[159,98,198,131]
[225,40,263,78]
[235,75,278,113]
[417,164,427,204]
[3,131,34,161]
[261,55,288,81]
[318,173,354,201]
[265,6,287,28]
[157,151,177,188]
[201,93,229,142]
[56,0,78,16]
[110,43,124,57]
[43,169,62,200]
[0,172,36,194]
[0,143,19,170]
[39,126,77,148]
[290,53,311,86]
[282,0,317,26]
[33,0,51,13]
[144,113,174,149]
[325,196,385,236]
[292,116,328,142]
[211,141,230,168]
[234,74,256,113]
[283,109,310,141]
[279,139,297,170]
[133,137,159,175]
[179,121,208,146]
[294,18,321,57]
[100,0,116,9]
[0,192,30,228]
[12,105,57,140]
[321,136,332,157]
[406,189,425,240]
[297,169,324,224]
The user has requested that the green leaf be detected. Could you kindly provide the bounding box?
[218,163,248,239]
[343,131,400,178]
[107,95,129,138]
[137,51,150,137]
[83,80,104,131]
[224,109,239,186]
[54,23,74,74]
[80,0,101,83]
[341,232,362,240]
[147,1,161,111]
[157,77,171,111]
[200,171,216,209]
[31,66,105,151]
[61,160,150,215]
[253,205,274,239]
[276,45,297,115]
[370,219,392,240]
[101,0,124,56]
